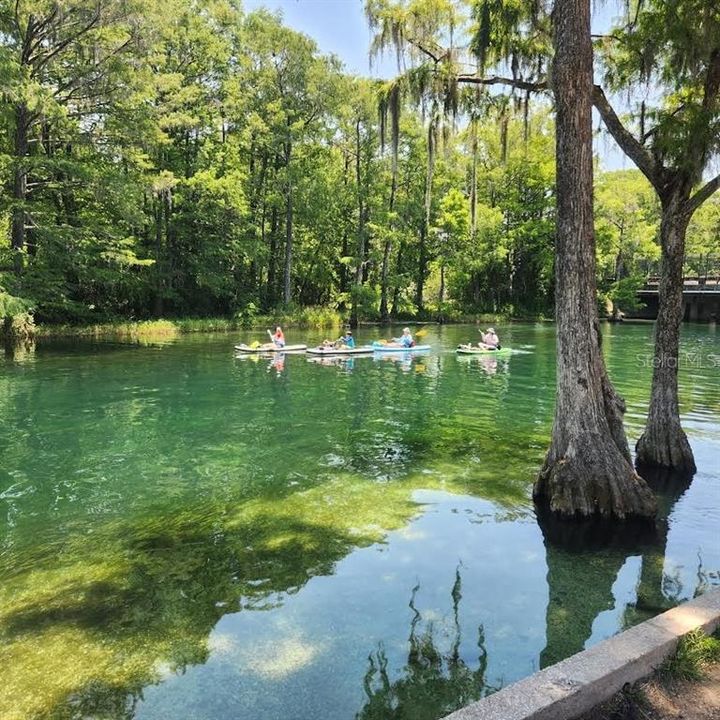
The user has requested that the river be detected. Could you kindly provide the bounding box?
[1,322,718,720]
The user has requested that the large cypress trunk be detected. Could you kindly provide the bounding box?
[635,193,696,473]
[533,0,656,518]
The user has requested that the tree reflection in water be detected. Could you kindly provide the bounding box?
[356,567,498,720]
[538,466,697,668]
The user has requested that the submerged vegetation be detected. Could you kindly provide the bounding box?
[1,321,718,719]
[0,468,527,720]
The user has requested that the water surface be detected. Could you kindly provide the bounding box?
[1,322,718,720]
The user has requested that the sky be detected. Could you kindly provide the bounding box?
[243,0,634,170]
[243,0,396,78]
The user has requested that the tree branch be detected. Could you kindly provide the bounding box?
[31,7,102,77]
[25,6,61,63]
[404,36,444,64]
[641,103,686,143]
[457,75,547,92]
[686,173,720,216]
[592,84,663,189]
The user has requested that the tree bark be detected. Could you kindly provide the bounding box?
[533,0,656,519]
[266,207,279,309]
[153,194,164,317]
[283,138,293,307]
[635,193,696,473]
[392,242,404,317]
[416,129,435,314]
[416,222,427,313]
[379,239,392,323]
[351,119,367,328]
[379,164,397,324]
[11,103,29,274]
[470,129,478,241]
[439,262,445,305]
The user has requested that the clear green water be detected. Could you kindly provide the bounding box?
[1,323,719,720]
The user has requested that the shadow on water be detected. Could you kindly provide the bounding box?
[356,568,498,720]
[2,462,706,717]
[536,467,694,669]
[0,486,422,720]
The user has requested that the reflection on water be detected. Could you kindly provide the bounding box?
[357,571,497,720]
[0,323,718,720]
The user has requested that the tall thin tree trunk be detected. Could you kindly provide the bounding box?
[266,207,279,309]
[470,120,478,241]
[636,193,696,473]
[153,194,164,317]
[11,103,29,274]
[416,124,435,314]
[283,138,293,307]
[379,164,397,324]
[351,119,366,328]
[339,153,351,299]
[416,224,427,313]
[392,242,404,317]
[533,0,655,518]
[439,262,445,305]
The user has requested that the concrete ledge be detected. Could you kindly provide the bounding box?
[443,588,720,720]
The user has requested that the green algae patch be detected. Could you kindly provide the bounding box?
[0,468,512,720]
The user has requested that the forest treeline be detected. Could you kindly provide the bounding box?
[2,0,717,327]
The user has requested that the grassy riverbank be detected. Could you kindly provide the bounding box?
[578,629,720,720]
[34,308,345,341]
[34,310,521,341]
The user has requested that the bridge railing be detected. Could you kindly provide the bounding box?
[641,275,720,292]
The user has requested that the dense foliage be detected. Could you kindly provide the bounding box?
[0,0,717,326]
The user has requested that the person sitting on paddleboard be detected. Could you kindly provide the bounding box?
[392,327,414,348]
[340,330,355,348]
[270,326,285,348]
[479,327,500,350]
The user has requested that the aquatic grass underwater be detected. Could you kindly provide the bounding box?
[1,322,718,720]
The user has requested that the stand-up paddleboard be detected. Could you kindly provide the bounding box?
[456,345,512,355]
[372,342,431,352]
[234,343,307,353]
[306,346,374,356]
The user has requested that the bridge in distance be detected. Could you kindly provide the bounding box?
[634,275,720,321]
